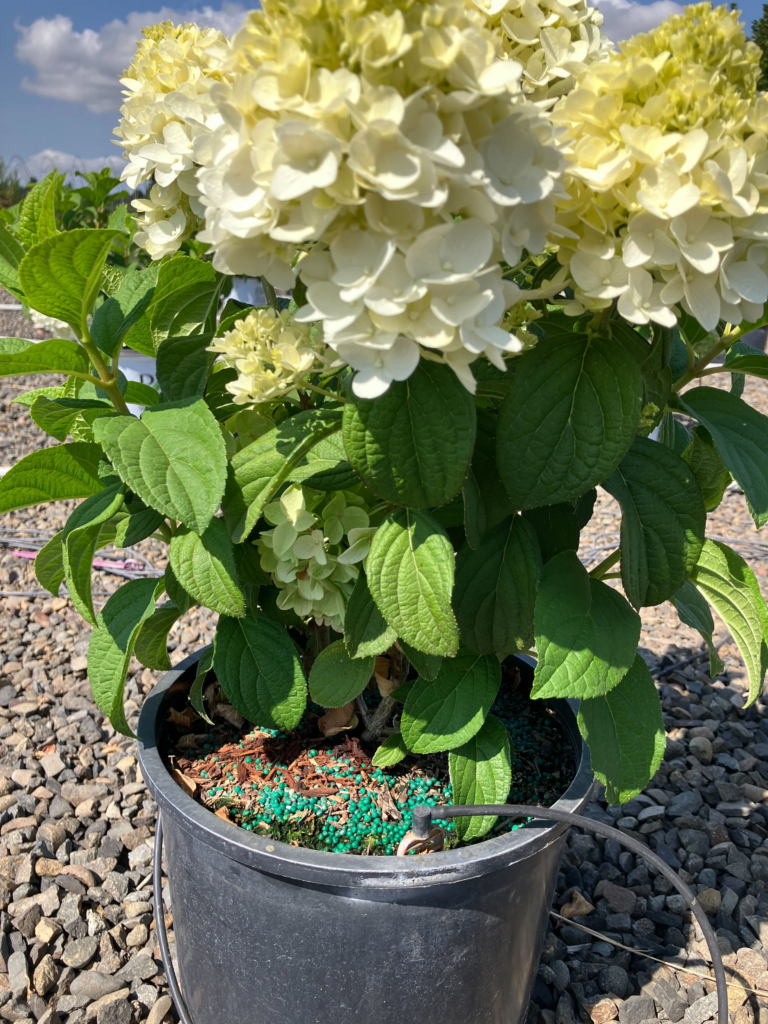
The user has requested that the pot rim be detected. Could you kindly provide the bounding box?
[137,648,595,889]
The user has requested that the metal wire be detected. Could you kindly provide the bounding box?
[411,804,727,1024]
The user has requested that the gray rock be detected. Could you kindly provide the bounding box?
[684,992,718,1024]
[62,936,98,969]
[70,972,125,1001]
[598,966,629,999]
[7,951,28,1000]
[115,953,158,982]
[667,791,703,817]
[146,996,173,1024]
[619,996,656,1024]
[601,882,637,915]
[550,960,570,992]
[96,998,132,1024]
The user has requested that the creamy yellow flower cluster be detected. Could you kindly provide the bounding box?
[207,308,328,405]
[114,22,230,258]
[553,3,768,330]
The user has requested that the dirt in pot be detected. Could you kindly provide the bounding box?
[161,661,576,856]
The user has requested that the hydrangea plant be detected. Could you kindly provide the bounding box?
[1,0,768,837]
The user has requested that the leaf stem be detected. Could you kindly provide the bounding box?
[673,337,729,393]
[589,548,621,579]
[301,381,346,404]
[80,327,130,415]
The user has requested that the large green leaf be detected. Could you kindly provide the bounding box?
[0,339,91,379]
[87,577,164,736]
[682,426,731,512]
[150,258,220,345]
[62,482,125,625]
[521,503,580,564]
[673,580,724,676]
[168,518,245,617]
[190,647,215,725]
[30,396,112,442]
[372,734,409,768]
[224,408,342,543]
[213,609,306,731]
[289,432,359,491]
[342,361,476,509]
[532,550,641,699]
[690,540,768,705]
[344,568,397,659]
[0,222,25,272]
[134,603,183,672]
[17,173,59,250]
[0,442,103,513]
[114,501,165,548]
[449,715,512,840]
[93,398,227,534]
[398,640,442,681]
[454,515,541,659]
[367,508,459,657]
[19,229,119,335]
[309,641,375,707]
[658,412,692,458]
[165,562,193,614]
[463,408,515,550]
[678,386,768,527]
[603,437,706,608]
[720,349,768,379]
[156,334,214,401]
[35,531,65,596]
[401,650,500,753]
[90,267,157,357]
[577,654,665,805]
[496,333,642,508]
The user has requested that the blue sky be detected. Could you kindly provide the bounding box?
[1,0,765,181]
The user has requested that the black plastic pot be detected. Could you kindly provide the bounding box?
[137,650,594,1024]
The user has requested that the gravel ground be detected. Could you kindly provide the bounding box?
[1,295,768,1023]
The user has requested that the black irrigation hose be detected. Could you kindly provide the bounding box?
[412,804,727,1024]
[154,814,195,1024]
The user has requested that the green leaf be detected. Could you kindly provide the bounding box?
[35,531,65,596]
[62,482,125,625]
[30,396,112,442]
[344,568,397,659]
[288,432,359,491]
[204,366,239,422]
[0,222,25,272]
[721,348,768,380]
[150,259,220,345]
[224,408,342,543]
[0,442,103,513]
[17,172,59,250]
[124,381,160,407]
[398,640,442,681]
[93,398,227,534]
[449,715,512,840]
[91,268,157,357]
[259,583,302,627]
[463,408,515,550]
[372,734,409,768]
[87,577,163,736]
[603,437,706,608]
[0,338,91,379]
[309,641,374,707]
[342,361,476,509]
[233,542,271,587]
[659,412,692,457]
[497,333,643,508]
[190,647,215,724]
[532,550,641,700]
[682,426,731,512]
[164,562,193,615]
[690,539,768,705]
[156,334,213,402]
[114,503,165,548]
[168,518,245,617]
[673,580,724,676]
[678,386,768,527]
[134,603,183,672]
[577,654,665,805]
[12,385,64,409]
[19,229,119,335]
[454,515,542,659]
[213,609,306,730]
[401,650,500,753]
[367,508,459,658]
[521,503,580,564]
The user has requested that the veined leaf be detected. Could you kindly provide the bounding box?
[91,266,157,357]
[367,508,459,658]
[135,603,183,672]
[673,580,724,676]
[721,349,768,379]
[213,609,306,731]
[17,172,59,250]
[532,550,641,700]
[454,515,542,659]
[678,386,768,527]
[168,518,245,618]
[449,715,511,840]
[521,503,580,564]
[0,222,25,272]
[190,647,215,725]
[87,577,164,736]
[603,437,706,608]
[372,734,409,768]
[0,442,103,513]
[165,562,193,615]
[30,396,112,442]
[401,650,500,753]
[150,259,220,345]
[577,654,665,805]
[690,540,768,705]
[114,502,165,548]
[344,568,397,659]
[497,333,642,508]
[0,338,91,379]
[224,408,342,543]
[309,641,375,707]
[62,482,125,625]
[658,412,692,458]
[156,334,214,401]
[94,398,227,534]
[343,361,476,509]
[682,426,731,512]
[398,640,442,681]
[35,531,65,597]
[463,407,515,550]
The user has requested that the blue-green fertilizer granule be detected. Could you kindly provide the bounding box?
[166,662,574,856]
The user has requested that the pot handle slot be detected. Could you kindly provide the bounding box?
[154,812,196,1024]
[409,803,727,1024]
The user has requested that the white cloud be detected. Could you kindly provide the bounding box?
[15,4,247,116]
[18,150,127,185]
[595,0,684,42]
